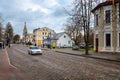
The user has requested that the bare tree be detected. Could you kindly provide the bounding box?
[76,0,107,54]
[0,15,3,42]
[13,34,20,43]
[65,16,83,45]
[5,22,14,45]
[89,27,94,44]
[64,0,103,54]
[0,13,3,41]
[81,0,92,55]
[65,0,98,55]
[0,23,2,42]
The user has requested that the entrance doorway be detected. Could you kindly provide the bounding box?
[95,38,98,52]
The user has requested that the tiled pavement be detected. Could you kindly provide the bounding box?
[51,48,120,62]
[0,47,120,80]
[0,48,29,80]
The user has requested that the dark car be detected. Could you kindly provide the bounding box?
[79,43,85,48]
[80,43,93,48]
[88,44,94,48]
[72,45,79,50]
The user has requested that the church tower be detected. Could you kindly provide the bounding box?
[23,22,27,43]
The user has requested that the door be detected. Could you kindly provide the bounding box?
[52,41,56,48]
[95,38,98,52]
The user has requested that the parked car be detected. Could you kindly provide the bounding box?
[79,43,93,48]
[88,44,94,48]
[72,45,79,50]
[79,43,85,48]
[28,46,42,55]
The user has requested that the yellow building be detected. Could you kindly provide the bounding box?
[26,33,33,43]
[33,27,55,46]
[92,0,120,53]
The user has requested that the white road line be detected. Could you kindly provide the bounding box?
[5,48,18,69]
[14,47,26,54]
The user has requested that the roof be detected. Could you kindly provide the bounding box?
[33,27,55,33]
[50,32,65,40]
[42,27,54,32]
[33,28,40,33]
[92,0,119,13]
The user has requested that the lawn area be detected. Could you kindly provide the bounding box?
[74,48,94,52]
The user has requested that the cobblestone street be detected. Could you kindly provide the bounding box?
[7,44,120,80]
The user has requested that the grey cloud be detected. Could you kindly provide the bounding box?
[0,0,71,36]
[52,7,67,17]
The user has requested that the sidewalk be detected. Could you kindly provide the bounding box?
[51,48,120,62]
[0,48,29,80]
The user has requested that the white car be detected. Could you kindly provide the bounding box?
[28,46,42,55]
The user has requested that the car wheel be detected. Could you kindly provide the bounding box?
[28,52,31,55]
[30,52,33,55]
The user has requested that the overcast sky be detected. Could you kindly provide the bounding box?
[0,0,73,36]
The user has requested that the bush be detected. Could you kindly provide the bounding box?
[26,42,32,45]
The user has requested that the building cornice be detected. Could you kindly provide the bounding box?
[92,0,119,13]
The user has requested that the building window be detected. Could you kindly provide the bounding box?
[64,35,66,38]
[105,10,111,24]
[45,32,47,35]
[42,32,44,35]
[68,41,71,44]
[43,37,44,40]
[49,32,51,35]
[106,33,111,47]
[96,14,98,26]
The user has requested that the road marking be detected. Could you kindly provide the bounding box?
[5,48,18,69]
[14,48,26,54]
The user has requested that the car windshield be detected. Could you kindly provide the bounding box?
[30,46,39,49]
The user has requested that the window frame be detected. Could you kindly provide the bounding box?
[105,33,111,47]
[96,14,98,26]
[64,35,66,38]
[105,10,111,24]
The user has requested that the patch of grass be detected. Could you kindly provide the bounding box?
[73,48,94,52]
[55,46,72,49]
[89,48,94,51]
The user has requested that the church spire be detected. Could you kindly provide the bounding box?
[23,22,27,42]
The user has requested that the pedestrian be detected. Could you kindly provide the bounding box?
[9,44,10,48]
[2,41,5,49]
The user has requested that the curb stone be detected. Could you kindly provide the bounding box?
[55,51,120,62]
